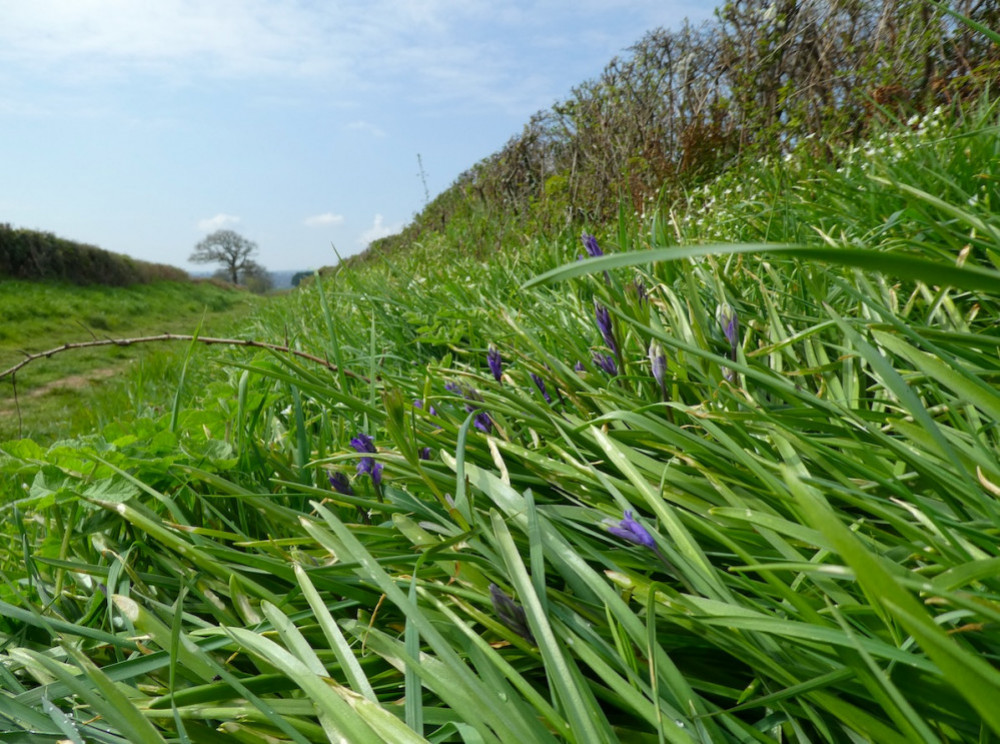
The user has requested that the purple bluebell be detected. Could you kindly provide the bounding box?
[350,433,376,454]
[574,360,585,373]
[649,341,667,394]
[449,383,494,433]
[531,373,552,403]
[582,232,603,257]
[594,301,617,355]
[444,382,462,395]
[328,472,354,496]
[489,583,535,644]
[419,447,433,460]
[721,306,740,360]
[487,347,503,382]
[350,433,383,486]
[607,510,656,549]
[413,399,438,416]
[461,385,483,404]
[593,353,617,376]
[632,280,648,305]
[473,411,493,433]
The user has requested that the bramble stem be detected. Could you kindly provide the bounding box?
[0,334,369,383]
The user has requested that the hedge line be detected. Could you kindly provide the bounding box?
[0,223,188,286]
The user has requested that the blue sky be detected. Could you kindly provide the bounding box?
[0,1,716,273]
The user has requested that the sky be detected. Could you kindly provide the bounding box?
[0,1,717,274]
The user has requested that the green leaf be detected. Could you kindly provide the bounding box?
[224,626,381,743]
[23,647,169,744]
[788,469,1000,736]
[522,243,1000,294]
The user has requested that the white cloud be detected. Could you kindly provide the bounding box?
[197,213,241,231]
[304,212,345,227]
[0,1,648,115]
[359,214,402,246]
[0,0,344,81]
[344,120,386,138]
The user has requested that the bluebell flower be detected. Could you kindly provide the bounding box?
[649,341,667,394]
[350,433,382,486]
[419,447,433,460]
[574,360,585,372]
[473,411,493,433]
[487,347,503,383]
[328,472,354,496]
[531,373,552,403]
[582,232,603,257]
[607,510,656,549]
[413,398,438,416]
[448,383,494,433]
[721,305,739,360]
[489,583,535,644]
[594,301,617,355]
[632,280,648,305]
[350,433,376,454]
[593,352,617,376]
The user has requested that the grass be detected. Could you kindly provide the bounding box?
[0,100,999,742]
[0,279,260,441]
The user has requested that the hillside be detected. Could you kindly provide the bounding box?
[0,2,999,742]
[0,279,259,441]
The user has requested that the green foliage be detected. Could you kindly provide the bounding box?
[3,5,1000,738]
[0,224,189,285]
[366,0,999,263]
[0,99,999,741]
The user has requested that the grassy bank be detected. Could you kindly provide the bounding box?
[0,98,998,741]
[0,279,260,441]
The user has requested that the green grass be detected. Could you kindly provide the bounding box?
[0,279,260,442]
[0,101,999,742]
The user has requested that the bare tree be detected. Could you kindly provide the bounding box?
[190,230,259,284]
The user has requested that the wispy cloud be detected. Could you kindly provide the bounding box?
[0,1,346,86]
[304,212,345,227]
[344,120,386,138]
[197,213,241,231]
[0,1,694,116]
[359,214,402,246]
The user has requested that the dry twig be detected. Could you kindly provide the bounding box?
[1,334,368,383]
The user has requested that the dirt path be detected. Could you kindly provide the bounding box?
[0,365,123,416]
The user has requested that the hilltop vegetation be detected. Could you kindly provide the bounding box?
[1,2,1000,742]
[0,223,190,285]
[360,0,998,264]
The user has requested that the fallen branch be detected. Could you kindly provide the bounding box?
[1,334,369,383]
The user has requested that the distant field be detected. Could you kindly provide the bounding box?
[0,279,261,441]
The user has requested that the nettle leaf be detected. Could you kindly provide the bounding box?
[82,475,141,503]
[185,437,237,469]
[0,439,48,461]
[149,428,180,455]
[29,465,76,502]
[0,453,39,476]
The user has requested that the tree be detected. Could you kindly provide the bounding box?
[240,260,274,294]
[210,261,273,294]
[190,230,259,285]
